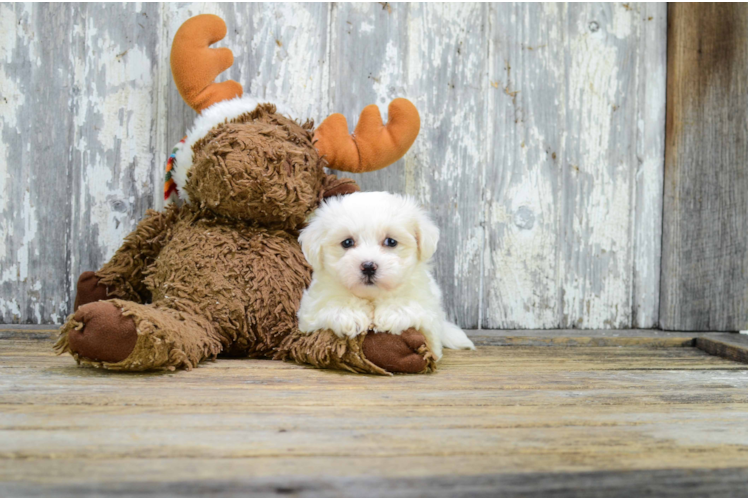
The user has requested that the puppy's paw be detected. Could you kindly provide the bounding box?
[331,309,372,338]
[373,306,419,335]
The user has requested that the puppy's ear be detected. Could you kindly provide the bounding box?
[298,218,325,270]
[413,208,439,262]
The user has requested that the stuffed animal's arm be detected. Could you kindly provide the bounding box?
[275,328,436,375]
[91,205,181,304]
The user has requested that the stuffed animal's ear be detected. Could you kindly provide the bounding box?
[298,218,325,271]
[322,177,359,200]
[413,209,439,262]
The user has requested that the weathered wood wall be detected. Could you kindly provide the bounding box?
[660,3,748,332]
[0,3,667,328]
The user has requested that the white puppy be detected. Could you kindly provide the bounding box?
[297,191,475,360]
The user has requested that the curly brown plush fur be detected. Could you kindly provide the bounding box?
[187,106,325,229]
[56,104,435,375]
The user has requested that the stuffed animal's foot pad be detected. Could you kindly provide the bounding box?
[74,271,110,311]
[362,328,435,374]
[68,302,137,363]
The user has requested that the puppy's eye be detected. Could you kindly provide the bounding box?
[341,238,355,249]
[383,237,398,248]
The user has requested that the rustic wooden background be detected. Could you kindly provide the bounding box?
[0,2,709,330]
[660,4,748,332]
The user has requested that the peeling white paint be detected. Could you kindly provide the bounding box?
[0,4,25,260]
[15,189,38,282]
[70,12,158,262]
[455,228,482,288]
[372,40,401,107]
[0,67,23,260]
[0,4,17,62]
[486,165,560,328]
[0,6,22,275]
[0,298,21,321]
[482,3,665,329]
[559,6,632,328]
[241,3,329,120]
[631,3,666,327]
[609,4,634,39]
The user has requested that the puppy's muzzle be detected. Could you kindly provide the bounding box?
[361,261,378,282]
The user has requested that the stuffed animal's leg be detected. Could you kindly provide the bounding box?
[73,271,112,310]
[275,328,437,375]
[56,299,223,371]
[74,206,182,310]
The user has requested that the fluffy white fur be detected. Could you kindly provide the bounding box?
[173,95,295,201]
[297,191,475,360]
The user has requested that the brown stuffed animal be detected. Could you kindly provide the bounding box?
[55,14,434,375]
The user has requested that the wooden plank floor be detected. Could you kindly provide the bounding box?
[3,329,748,496]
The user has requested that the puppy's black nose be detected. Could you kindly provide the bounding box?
[361,261,378,276]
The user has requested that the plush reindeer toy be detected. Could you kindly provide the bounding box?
[55,14,433,374]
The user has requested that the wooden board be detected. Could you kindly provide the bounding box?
[1,3,667,329]
[484,3,666,329]
[2,334,748,496]
[469,328,695,348]
[660,4,748,332]
[695,333,748,365]
[0,4,78,325]
[7,467,748,498]
[0,3,163,324]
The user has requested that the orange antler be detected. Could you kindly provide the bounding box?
[314,98,421,173]
[170,14,243,113]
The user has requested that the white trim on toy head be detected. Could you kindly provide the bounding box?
[172,95,295,201]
